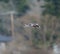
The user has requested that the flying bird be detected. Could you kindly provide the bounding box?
[24,23,40,28]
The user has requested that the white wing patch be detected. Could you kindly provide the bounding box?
[24,24,30,27]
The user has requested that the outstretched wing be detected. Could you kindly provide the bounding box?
[24,24,30,27]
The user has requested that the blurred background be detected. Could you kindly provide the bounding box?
[0,0,60,54]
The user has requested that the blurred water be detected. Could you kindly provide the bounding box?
[53,44,60,54]
[0,35,12,42]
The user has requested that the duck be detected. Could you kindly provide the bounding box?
[24,23,40,28]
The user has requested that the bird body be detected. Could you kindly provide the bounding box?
[24,23,40,28]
